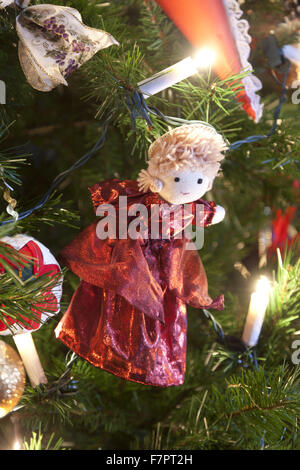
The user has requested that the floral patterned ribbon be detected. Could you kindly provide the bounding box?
[0,1,119,91]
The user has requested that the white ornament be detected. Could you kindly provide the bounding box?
[0,234,62,336]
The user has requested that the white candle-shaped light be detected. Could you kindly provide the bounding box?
[242,276,271,348]
[13,440,21,451]
[13,333,48,387]
[138,47,216,98]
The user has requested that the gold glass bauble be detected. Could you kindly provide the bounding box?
[0,340,25,418]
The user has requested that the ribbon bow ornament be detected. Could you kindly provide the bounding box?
[0,0,119,91]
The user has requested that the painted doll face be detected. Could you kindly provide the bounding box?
[158,169,211,205]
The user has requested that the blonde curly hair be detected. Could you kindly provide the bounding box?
[137,124,228,193]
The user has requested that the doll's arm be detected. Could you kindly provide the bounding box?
[210,205,225,225]
[192,200,225,227]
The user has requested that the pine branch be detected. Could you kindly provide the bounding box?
[165,365,300,450]
[0,239,64,331]
[0,123,29,186]
[16,192,80,231]
[23,428,65,450]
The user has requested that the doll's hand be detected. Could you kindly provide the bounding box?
[211,205,225,225]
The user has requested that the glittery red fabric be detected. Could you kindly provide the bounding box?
[55,179,224,387]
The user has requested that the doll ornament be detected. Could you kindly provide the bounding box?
[55,124,227,387]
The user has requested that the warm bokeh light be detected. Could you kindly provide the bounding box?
[13,440,21,450]
[242,275,272,347]
[193,47,216,68]
[255,275,271,298]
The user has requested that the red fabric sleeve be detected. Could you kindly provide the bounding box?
[191,199,216,228]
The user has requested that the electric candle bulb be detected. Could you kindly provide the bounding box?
[138,47,216,98]
[13,333,48,388]
[242,276,271,347]
[13,440,21,450]
[193,47,216,69]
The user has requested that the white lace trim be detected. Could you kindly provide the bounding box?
[223,0,263,122]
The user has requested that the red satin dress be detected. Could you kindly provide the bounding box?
[55,179,224,387]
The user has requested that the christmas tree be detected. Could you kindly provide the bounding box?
[1,0,300,452]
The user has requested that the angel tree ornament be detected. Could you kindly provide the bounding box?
[55,124,227,387]
[0,234,63,386]
[0,1,119,91]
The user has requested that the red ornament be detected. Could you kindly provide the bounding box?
[269,206,300,256]
[0,235,62,335]
[55,179,224,387]
[154,0,263,121]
